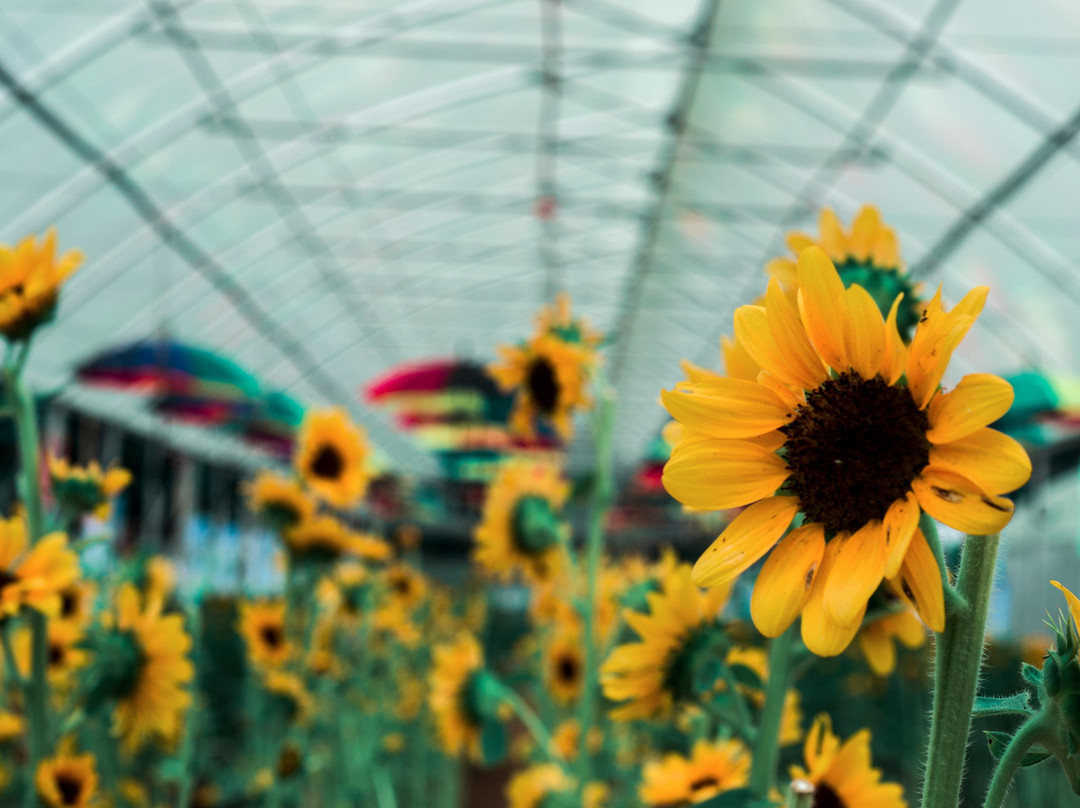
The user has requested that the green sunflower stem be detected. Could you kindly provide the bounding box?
[920,532,1000,808]
[6,353,51,808]
[749,623,796,800]
[496,682,560,763]
[982,706,1051,808]
[576,368,615,796]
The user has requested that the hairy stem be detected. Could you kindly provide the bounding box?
[982,709,1049,808]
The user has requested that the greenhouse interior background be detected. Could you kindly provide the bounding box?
[0,0,1079,806]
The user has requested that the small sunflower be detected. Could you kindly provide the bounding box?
[550,718,603,762]
[245,472,314,530]
[767,206,923,337]
[639,738,750,807]
[429,632,500,759]
[0,229,82,341]
[857,609,926,677]
[294,408,371,508]
[285,515,380,566]
[239,600,291,668]
[87,584,193,751]
[0,515,80,618]
[382,563,427,613]
[55,580,96,629]
[48,456,131,521]
[474,462,569,585]
[14,619,88,684]
[506,763,572,808]
[601,562,731,721]
[136,556,176,606]
[36,747,99,808]
[262,669,314,725]
[790,714,906,808]
[536,291,603,350]
[0,710,24,744]
[545,625,585,705]
[664,246,1030,655]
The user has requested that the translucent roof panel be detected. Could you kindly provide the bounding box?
[0,0,1077,473]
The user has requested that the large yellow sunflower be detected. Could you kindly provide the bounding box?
[767,206,923,337]
[506,763,572,808]
[600,562,732,720]
[238,600,291,668]
[545,624,585,705]
[790,714,906,808]
[639,738,750,807]
[429,631,489,758]
[663,246,1030,655]
[245,472,314,530]
[36,747,99,808]
[48,456,131,521]
[294,408,371,508]
[474,462,569,585]
[0,515,80,618]
[0,229,82,341]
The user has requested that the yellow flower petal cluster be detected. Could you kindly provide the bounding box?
[639,738,749,806]
[0,229,82,341]
[48,455,131,521]
[294,408,371,508]
[0,515,79,618]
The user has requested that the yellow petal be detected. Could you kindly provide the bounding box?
[847,205,881,262]
[824,521,886,626]
[907,286,988,409]
[721,335,762,381]
[872,225,900,269]
[785,232,816,256]
[858,624,896,677]
[796,246,849,373]
[1051,581,1080,634]
[734,304,810,391]
[679,359,723,386]
[929,428,1031,496]
[750,523,825,637]
[660,381,792,440]
[818,208,848,263]
[890,528,945,633]
[912,466,1014,535]
[663,438,789,511]
[801,541,864,657]
[880,293,906,385]
[883,492,919,578]
[843,284,886,380]
[764,279,828,389]
[766,258,798,287]
[926,374,1014,444]
[691,497,799,588]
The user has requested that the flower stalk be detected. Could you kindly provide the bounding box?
[749,623,795,799]
[920,532,1000,808]
[981,705,1052,808]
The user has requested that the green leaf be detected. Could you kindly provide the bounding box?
[1021,663,1043,687]
[985,731,1053,767]
[973,692,1032,718]
[728,663,763,691]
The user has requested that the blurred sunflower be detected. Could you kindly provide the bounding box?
[474,462,569,585]
[857,609,926,677]
[601,562,731,720]
[790,714,906,808]
[545,625,585,705]
[262,669,314,725]
[48,456,131,521]
[36,746,98,808]
[239,600,291,668]
[0,711,24,743]
[724,645,803,745]
[245,472,314,530]
[429,632,499,759]
[382,563,427,613]
[506,763,572,808]
[664,246,1029,655]
[13,619,87,684]
[87,584,193,751]
[294,408,371,508]
[550,718,603,762]
[0,229,82,341]
[0,515,79,618]
[767,206,923,337]
[55,580,96,629]
[639,738,749,807]
[285,515,362,565]
[536,291,603,350]
[136,556,176,606]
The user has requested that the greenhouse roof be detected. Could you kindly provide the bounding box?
[1,0,1078,474]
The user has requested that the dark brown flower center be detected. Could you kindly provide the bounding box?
[781,372,930,534]
[56,772,84,805]
[60,589,79,618]
[0,569,17,591]
[689,775,720,794]
[556,654,580,685]
[310,443,344,480]
[526,357,559,413]
[260,624,284,650]
[49,643,66,667]
[813,782,846,808]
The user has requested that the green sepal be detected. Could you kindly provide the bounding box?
[1022,663,1043,687]
[972,692,1032,719]
[463,670,504,723]
[1045,656,1062,698]
[984,731,1052,767]
[480,719,507,765]
[1061,693,1080,740]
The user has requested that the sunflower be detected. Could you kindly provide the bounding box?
[245,472,314,530]
[48,456,131,521]
[600,562,731,721]
[639,738,750,807]
[137,556,176,606]
[550,718,603,761]
[13,619,87,684]
[429,632,496,758]
[36,747,99,808]
[857,609,926,677]
[0,710,23,743]
[790,714,906,808]
[238,600,291,668]
[545,625,585,705]
[55,580,96,629]
[86,584,193,751]
[294,408,371,508]
[767,206,923,337]
[536,291,604,350]
[724,645,803,745]
[506,763,572,808]
[664,246,1030,656]
[0,515,80,617]
[262,669,314,725]
[382,563,427,613]
[474,462,569,585]
[285,515,377,565]
[0,229,82,341]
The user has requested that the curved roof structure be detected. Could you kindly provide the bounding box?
[1,0,1077,473]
